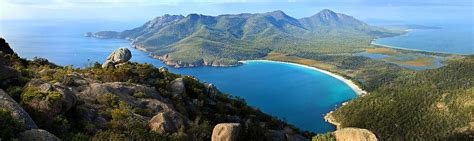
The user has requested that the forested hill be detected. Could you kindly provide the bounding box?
[90,9,401,68]
[330,55,474,140]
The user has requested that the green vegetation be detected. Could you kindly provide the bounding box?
[330,55,474,140]
[21,87,63,104]
[0,108,25,139]
[1,8,471,139]
[94,9,401,67]
[312,132,335,141]
[0,50,308,140]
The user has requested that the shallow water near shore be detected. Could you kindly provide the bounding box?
[0,20,357,133]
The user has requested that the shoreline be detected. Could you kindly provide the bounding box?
[239,60,367,96]
[371,38,466,56]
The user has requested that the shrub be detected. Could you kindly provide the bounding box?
[92,130,127,141]
[0,108,25,139]
[110,108,130,130]
[6,86,23,99]
[21,87,62,104]
[96,93,119,107]
[312,132,336,141]
[132,92,148,98]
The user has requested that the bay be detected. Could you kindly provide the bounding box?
[0,20,357,133]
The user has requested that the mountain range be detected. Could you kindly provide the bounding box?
[90,9,400,67]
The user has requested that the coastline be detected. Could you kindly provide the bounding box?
[371,36,466,56]
[239,60,367,96]
[239,60,365,130]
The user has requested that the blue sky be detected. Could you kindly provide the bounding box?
[0,0,472,24]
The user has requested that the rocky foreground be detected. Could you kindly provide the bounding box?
[0,38,315,140]
[1,37,380,141]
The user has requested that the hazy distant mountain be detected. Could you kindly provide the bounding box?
[299,9,367,29]
[92,9,399,67]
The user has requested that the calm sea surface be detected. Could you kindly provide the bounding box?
[0,20,357,133]
[374,23,474,54]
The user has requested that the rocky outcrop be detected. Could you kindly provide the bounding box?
[78,81,188,134]
[265,130,286,141]
[205,83,218,99]
[0,37,14,55]
[0,89,38,130]
[264,128,309,141]
[169,78,185,96]
[148,110,187,134]
[211,123,241,141]
[287,134,308,141]
[23,80,77,117]
[0,63,18,81]
[333,128,377,141]
[102,48,132,68]
[80,82,165,106]
[158,66,168,73]
[19,129,60,141]
[324,111,341,129]
[0,38,19,83]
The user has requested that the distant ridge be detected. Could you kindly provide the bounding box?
[299,9,368,29]
[91,9,400,68]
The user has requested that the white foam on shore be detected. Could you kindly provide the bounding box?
[239,60,367,96]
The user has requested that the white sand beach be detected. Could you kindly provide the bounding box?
[239,60,367,96]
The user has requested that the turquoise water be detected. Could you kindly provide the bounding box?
[0,20,357,133]
[374,23,474,54]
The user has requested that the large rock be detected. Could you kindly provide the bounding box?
[333,128,378,141]
[0,37,14,55]
[148,110,186,134]
[81,82,164,106]
[158,66,168,73]
[211,123,241,141]
[0,89,38,130]
[0,38,19,81]
[286,134,308,141]
[0,64,18,81]
[102,47,132,68]
[265,129,308,141]
[23,80,77,117]
[19,129,60,141]
[265,130,286,141]
[205,83,218,99]
[169,78,185,96]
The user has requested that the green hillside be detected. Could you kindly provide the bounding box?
[330,56,474,140]
[93,9,401,67]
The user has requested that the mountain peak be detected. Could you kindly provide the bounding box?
[265,10,288,18]
[298,9,367,29]
[319,9,336,14]
[269,10,284,14]
[316,9,338,20]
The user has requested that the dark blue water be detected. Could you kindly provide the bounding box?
[374,23,474,54]
[0,20,357,133]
